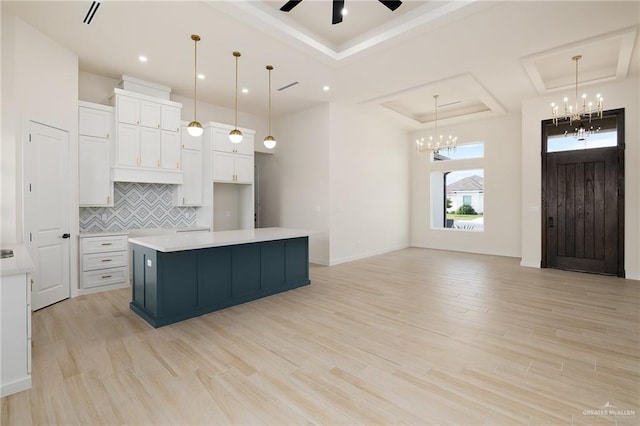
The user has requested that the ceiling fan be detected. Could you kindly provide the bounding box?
[280,0,403,25]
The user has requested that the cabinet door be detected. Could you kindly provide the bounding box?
[181,126,202,151]
[212,151,234,182]
[140,127,161,168]
[117,123,140,166]
[235,154,254,183]
[161,130,181,169]
[162,106,181,132]
[212,128,235,153]
[117,95,139,125]
[140,101,161,129]
[236,134,254,156]
[1,274,29,395]
[180,149,203,205]
[79,107,112,138]
[79,135,112,206]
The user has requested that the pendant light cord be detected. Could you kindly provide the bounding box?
[234,53,239,129]
[193,35,199,122]
[268,66,272,136]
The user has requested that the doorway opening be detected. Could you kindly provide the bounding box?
[541,109,625,277]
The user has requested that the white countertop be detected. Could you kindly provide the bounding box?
[0,244,35,277]
[128,227,314,252]
[79,227,210,238]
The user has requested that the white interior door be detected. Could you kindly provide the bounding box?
[24,121,71,310]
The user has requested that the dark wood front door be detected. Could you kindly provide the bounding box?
[541,109,625,277]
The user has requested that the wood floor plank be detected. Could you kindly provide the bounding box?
[2,247,638,425]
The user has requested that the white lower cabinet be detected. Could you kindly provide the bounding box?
[1,272,31,397]
[80,233,129,292]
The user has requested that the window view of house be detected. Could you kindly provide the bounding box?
[431,168,484,231]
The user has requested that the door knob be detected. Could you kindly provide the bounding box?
[61,233,71,239]
[546,217,555,228]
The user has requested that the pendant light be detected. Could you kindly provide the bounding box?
[263,65,277,149]
[229,51,243,144]
[187,34,203,137]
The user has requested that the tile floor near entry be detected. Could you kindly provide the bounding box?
[2,248,639,424]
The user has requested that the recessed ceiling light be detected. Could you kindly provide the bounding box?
[197,74,205,80]
[323,85,330,92]
[138,55,148,62]
[242,88,249,94]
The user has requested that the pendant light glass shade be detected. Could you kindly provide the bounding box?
[187,34,203,137]
[229,51,243,144]
[263,65,277,149]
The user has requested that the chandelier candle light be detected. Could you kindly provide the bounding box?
[263,65,277,149]
[416,94,457,154]
[229,51,243,144]
[187,34,203,137]
[551,55,604,139]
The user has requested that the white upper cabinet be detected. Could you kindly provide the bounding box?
[117,95,140,125]
[79,105,112,139]
[161,130,181,170]
[140,100,161,128]
[162,106,181,132]
[110,88,183,183]
[78,101,114,207]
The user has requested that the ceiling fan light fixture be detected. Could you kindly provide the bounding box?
[229,51,243,144]
[187,34,203,138]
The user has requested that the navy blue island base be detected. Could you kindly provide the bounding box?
[129,233,310,328]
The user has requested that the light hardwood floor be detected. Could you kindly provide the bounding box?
[2,248,639,425]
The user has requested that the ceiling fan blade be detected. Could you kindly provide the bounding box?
[280,0,302,12]
[378,0,402,11]
[332,0,345,24]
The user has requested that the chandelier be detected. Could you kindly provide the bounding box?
[416,95,457,154]
[551,55,603,137]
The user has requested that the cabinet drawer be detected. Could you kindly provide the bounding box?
[82,251,127,271]
[81,235,128,254]
[82,267,128,289]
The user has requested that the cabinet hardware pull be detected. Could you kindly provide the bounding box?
[101,275,112,279]
[101,243,112,246]
[106,133,109,139]
[157,124,160,128]
[107,195,110,204]
[101,259,112,262]
[176,161,180,169]
[157,160,160,167]
[137,120,139,125]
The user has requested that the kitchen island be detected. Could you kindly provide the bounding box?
[128,228,312,327]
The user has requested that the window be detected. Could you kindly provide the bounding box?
[429,141,485,231]
[431,168,484,231]
[433,142,484,161]
[545,116,618,153]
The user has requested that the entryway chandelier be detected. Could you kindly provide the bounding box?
[551,55,604,140]
[416,94,457,154]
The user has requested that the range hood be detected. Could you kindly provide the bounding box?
[111,166,183,185]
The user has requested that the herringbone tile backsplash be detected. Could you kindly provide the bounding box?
[79,182,197,232]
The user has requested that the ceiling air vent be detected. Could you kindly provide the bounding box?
[278,81,299,92]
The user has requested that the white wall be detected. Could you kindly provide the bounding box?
[411,113,522,257]
[328,103,410,265]
[521,77,640,280]
[266,104,331,264]
[1,13,79,286]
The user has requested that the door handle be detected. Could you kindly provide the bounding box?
[546,217,555,228]
[61,233,71,239]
